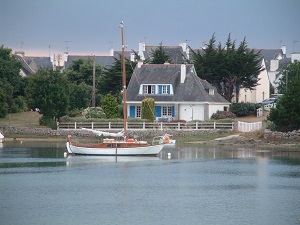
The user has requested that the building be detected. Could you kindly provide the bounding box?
[126,63,230,121]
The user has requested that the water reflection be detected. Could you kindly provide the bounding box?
[160,144,300,161]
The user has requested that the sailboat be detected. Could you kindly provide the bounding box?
[66,21,175,156]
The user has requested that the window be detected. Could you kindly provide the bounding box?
[162,106,172,116]
[143,85,155,94]
[209,89,214,95]
[136,106,141,118]
[162,85,168,94]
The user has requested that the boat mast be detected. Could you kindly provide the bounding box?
[120,21,127,139]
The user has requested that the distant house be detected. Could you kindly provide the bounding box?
[13,51,53,76]
[138,42,189,64]
[126,63,230,121]
[64,50,134,70]
[233,57,270,103]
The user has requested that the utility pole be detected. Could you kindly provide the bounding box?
[92,56,96,107]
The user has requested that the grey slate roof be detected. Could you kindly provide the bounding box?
[13,54,52,74]
[144,46,187,64]
[64,55,116,69]
[255,49,283,71]
[127,64,229,103]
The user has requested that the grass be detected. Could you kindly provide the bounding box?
[0,111,42,127]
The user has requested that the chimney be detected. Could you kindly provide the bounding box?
[138,42,145,60]
[270,59,279,71]
[109,48,114,56]
[180,64,186,83]
[281,45,286,55]
[137,60,143,68]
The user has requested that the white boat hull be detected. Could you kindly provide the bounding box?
[66,142,166,156]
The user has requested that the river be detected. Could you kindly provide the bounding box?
[0,141,300,225]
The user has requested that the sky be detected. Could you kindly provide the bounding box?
[1,0,300,57]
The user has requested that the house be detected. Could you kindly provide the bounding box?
[126,63,230,121]
[234,57,270,103]
[138,42,189,63]
[13,51,53,76]
[64,49,135,70]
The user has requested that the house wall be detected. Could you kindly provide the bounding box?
[208,104,228,119]
[179,104,205,121]
[237,59,270,103]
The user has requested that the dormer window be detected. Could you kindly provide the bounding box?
[143,85,155,94]
[209,89,214,95]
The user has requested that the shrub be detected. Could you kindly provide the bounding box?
[230,103,258,117]
[82,107,106,119]
[211,110,236,120]
[39,116,57,129]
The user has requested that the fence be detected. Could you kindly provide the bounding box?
[236,121,263,132]
[57,121,235,131]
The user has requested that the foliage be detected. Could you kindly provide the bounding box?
[277,61,300,94]
[39,116,57,129]
[211,110,236,120]
[230,102,259,117]
[190,34,263,102]
[142,98,155,121]
[268,63,300,131]
[0,87,7,117]
[0,46,22,112]
[149,42,171,64]
[100,55,136,96]
[101,93,120,119]
[25,69,69,120]
[65,58,103,106]
[82,107,106,119]
[10,96,27,113]
[68,82,92,110]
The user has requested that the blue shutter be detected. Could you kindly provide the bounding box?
[167,85,170,94]
[155,106,161,117]
[172,106,175,117]
[158,85,162,94]
[129,106,135,118]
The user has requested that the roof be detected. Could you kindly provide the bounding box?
[13,54,52,74]
[255,49,283,71]
[143,46,187,64]
[127,64,229,103]
[64,55,116,69]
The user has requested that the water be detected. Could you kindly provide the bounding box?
[1,141,300,225]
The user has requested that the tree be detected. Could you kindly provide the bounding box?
[101,93,120,119]
[142,98,155,121]
[69,82,92,110]
[100,55,136,96]
[25,69,69,121]
[0,87,7,117]
[277,61,300,94]
[0,46,22,113]
[65,58,103,106]
[191,34,264,102]
[268,61,300,131]
[149,42,171,64]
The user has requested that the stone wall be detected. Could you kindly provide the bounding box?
[264,129,300,139]
[0,126,232,138]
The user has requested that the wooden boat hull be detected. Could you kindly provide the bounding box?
[66,141,165,156]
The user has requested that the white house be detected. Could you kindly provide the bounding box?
[126,63,230,121]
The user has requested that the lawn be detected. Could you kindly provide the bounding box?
[0,111,42,127]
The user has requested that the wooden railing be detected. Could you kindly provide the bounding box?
[57,121,235,131]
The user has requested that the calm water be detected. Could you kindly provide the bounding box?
[1,141,300,225]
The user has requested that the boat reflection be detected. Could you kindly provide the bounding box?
[66,155,160,166]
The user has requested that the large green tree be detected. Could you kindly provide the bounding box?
[268,61,300,131]
[190,34,263,102]
[25,69,69,121]
[100,55,136,96]
[0,46,22,115]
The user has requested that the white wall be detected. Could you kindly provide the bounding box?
[179,104,205,121]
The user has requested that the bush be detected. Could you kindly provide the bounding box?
[230,103,258,117]
[39,116,57,129]
[211,110,236,120]
[82,107,106,119]
[10,96,28,113]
